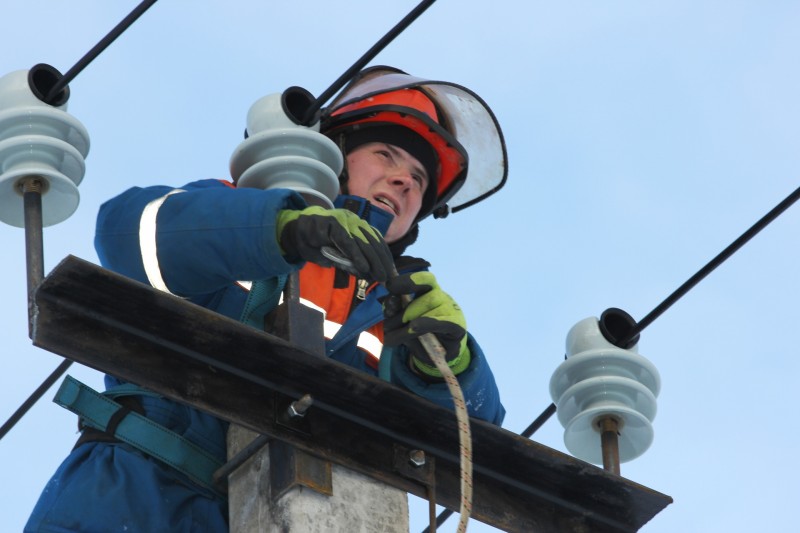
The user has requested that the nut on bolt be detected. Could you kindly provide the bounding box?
[287,394,314,418]
[409,449,426,467]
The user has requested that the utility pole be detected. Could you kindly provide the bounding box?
[223,274,409,532]
[32,256,672,533]
[227,426,409,532]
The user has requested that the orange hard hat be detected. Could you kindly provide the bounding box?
[322,66,507,221]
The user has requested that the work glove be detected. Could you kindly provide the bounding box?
[383,271,471,378]
[276,206,394,282]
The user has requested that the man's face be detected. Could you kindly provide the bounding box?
[345,142,430,243]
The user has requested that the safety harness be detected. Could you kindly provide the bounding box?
[54,376,226,496]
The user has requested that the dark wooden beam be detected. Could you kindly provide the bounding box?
[32,255,672,532]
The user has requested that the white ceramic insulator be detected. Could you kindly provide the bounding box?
[229,93,343,208]
[0,70,90,227]
[549,317,661,465]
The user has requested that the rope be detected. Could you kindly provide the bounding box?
[392,266,473,533]
[419,332,473,533]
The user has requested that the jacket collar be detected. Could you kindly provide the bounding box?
[334,195,394,237]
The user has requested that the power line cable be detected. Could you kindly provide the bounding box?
[622,184,800,345]
[0,359,72,440]
[3,0,439,441]
[300,0,437,125]
[1,0,159,441]
[428,184,800,532]
[3,0,440,448]
[44,0,159,104]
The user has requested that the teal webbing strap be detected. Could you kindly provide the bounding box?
[103,382,162,400]
[54,375,224,495]
[239,275,287,328]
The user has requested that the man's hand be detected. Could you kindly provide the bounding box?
[383,271,471,378]
[277,206,394,282]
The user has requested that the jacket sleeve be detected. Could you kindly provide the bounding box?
[94,179,306,297]
[387,334,506,426]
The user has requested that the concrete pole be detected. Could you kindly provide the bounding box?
[227,425,410,533]
[226,273,409,532]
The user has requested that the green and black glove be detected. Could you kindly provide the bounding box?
[383,271,471,378]
[276,206,394,282]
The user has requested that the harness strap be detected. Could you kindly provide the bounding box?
[73,395,143,449]
[239,275,287,328]
[54,375,224,496]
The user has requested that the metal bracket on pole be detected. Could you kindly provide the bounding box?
[270,439,333,501]
[264,272,326,356]
[266,271,334,499]
[214,271,331,494]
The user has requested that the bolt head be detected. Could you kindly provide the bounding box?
[409,449,426,467]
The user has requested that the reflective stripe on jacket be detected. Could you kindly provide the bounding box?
[94,177,504,418]
[297,263,384,368]
[134,184,388,368]
[27,178,505,533]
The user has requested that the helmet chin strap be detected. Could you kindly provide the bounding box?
[336,133,352,194]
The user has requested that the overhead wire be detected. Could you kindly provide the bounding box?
[301,0,437,125]
[1,0,436,443]
[15,2,799,532]
[45,0,159,104]
[428,184,800,531]
[623,184,800,345]
[5,1,470,529]
[0,360,72,440]
[1,0,159,440]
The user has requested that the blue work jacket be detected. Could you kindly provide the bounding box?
[26,179,504,532]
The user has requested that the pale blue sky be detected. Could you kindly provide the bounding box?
[2,2,800,532]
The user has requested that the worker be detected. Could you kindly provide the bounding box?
[25,65,507,532]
